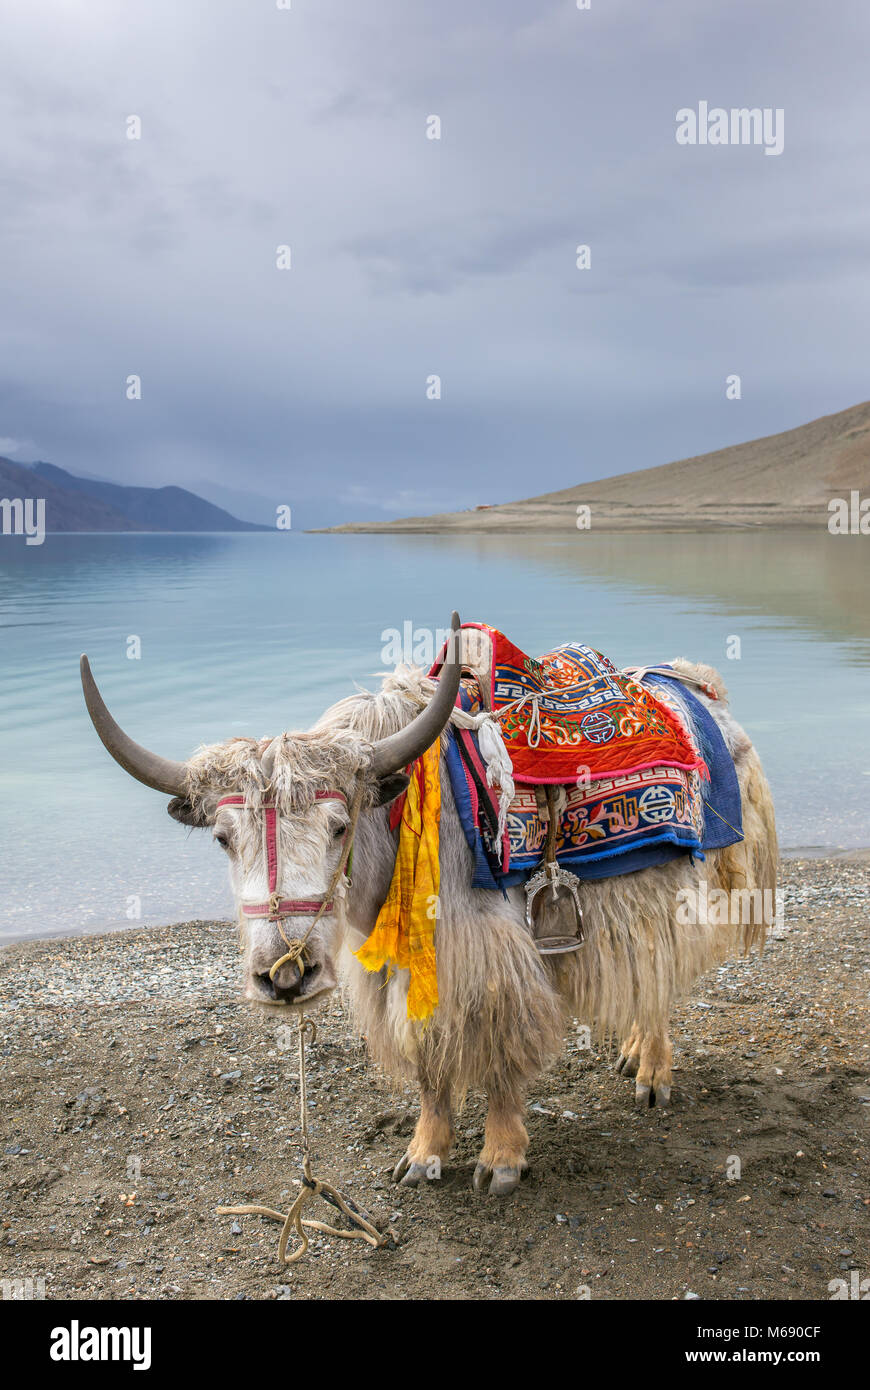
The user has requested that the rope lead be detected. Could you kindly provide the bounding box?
[217,1013,388,1266]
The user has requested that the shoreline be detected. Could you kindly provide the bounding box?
[2,850,868,953]
[1,855,867,1301]
[311,515,835,535]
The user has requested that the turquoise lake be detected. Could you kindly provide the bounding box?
[1,530,868,941]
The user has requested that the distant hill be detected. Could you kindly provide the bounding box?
[317,400,870,533]
[0,457,269,533]
[1,456,141,532]
[30,462,269,532]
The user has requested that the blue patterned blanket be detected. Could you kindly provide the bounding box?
[447,670,743,891]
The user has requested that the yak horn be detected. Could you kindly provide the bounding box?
[80,655,187,796]
[370,611,463,779]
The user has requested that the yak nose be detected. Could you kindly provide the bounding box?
[257,961,315,1002]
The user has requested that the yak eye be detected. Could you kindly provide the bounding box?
[333,823,348,840]
[214,832,230,850]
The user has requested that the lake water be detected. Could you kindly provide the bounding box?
[1,530,868,941]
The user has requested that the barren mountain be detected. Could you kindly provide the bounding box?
[319,400,870,533]
[0,457,268,533]
[0,457,141,532]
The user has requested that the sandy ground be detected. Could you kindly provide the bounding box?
[1,857,867,1302]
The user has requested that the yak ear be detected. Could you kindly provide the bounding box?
[370,772,410,808]
[167,796,212,828]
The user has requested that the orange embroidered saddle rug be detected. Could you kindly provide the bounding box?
[433,623,707,786]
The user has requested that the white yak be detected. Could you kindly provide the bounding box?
[80,613,777,1195]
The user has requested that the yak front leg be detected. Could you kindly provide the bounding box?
[393,1081,454,1187]
[474,1085,529,1197]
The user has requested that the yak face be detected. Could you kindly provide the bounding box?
[212,791,352,1009]
[168,755,411,1012]
[168,733,371,1013]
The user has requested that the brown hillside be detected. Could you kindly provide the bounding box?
[319,400,870,533]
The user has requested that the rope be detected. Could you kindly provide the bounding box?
[702,798,743,840]
[623,663,720,701]
[267,781,365,983]
[217,1013,389,1266]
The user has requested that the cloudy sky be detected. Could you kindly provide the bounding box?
[1,0,869,525]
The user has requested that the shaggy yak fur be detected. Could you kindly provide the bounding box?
[176,658,778,1195]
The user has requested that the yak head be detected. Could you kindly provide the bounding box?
[79,614,460,1009]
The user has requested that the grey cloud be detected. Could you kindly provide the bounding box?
[0,0,868,528]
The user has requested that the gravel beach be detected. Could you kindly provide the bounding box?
[1,857,867,1302]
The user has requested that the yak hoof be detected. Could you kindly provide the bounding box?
[393,1152,442,1186]
[399,1162,430,1187]
[616,1050,639,1078]
[392,1152,412,1183]
[489,1165,522,1196]
[634,1082,672,1108]
[473,1162,521,1196]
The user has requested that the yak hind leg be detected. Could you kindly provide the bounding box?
[473,1087,528,1197]
[393,1081,454,1187]
[616,1023,673,1108]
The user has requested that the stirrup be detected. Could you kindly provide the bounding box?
[524,861,585,955]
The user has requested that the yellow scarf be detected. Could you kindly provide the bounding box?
[354,740,440,1020]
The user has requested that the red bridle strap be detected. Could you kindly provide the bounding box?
[215,790,349,920]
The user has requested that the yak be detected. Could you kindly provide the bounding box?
[80,612,777,1195]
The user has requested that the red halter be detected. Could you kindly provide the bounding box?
[215,790,350,921]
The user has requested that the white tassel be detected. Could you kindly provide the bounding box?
[448,705,517,863]
[476,717,515,862]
